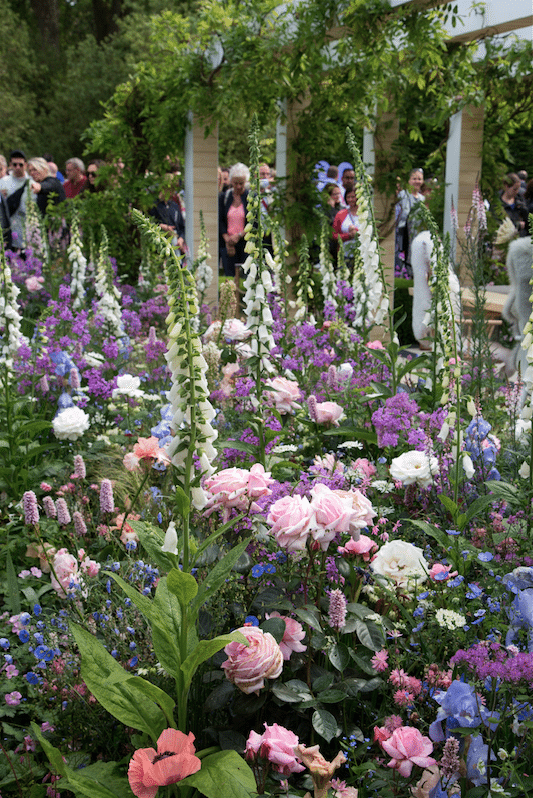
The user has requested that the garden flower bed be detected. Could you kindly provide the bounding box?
[0,138,532,798]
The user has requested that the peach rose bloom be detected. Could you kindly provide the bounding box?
[222,626,283,694]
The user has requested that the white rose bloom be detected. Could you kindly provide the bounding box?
[371,539,428,591]
[112,373,144,399]
[390,450,439,489]
[52,407,90,441]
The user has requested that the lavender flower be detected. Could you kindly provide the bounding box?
[440,736,460,778]
[23,491,39,526]
[328,589,347,631]
[100,479,115,514]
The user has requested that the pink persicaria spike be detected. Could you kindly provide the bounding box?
[23,491,39,526]
[100,479,115,513]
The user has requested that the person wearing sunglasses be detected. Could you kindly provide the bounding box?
[0,150,28,249]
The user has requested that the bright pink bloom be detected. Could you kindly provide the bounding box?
[128,729,201,798]
[373,726,392,744]
[50,549,81,597]
[371,649,389,672]
[222,626,283,694]
[367,340,384,350]
[25,275,44,292]
[245,723,305,775]
[265,612,306,660]
[339,534,378,561]
[380,726,436,778]
[393,689,414,707]
[314,401,344,426]
[267,494,316,552]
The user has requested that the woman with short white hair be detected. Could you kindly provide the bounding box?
[27,157,66,215]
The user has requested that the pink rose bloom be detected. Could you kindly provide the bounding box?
[352,458,377,478]
[222,318,252,341]
[428,563,457,581]
[338,534,378,561]
[222,626,283,694]
[205,464,274,521]
[267,494,316,552]
[5,691,22,706]
[334,489,376,531]
[266,612,306,660]
[80,556,101,578]
[50,549,81,597]
[310,484,361,550]
[245,723,305,775]
[123,452,141,472]
[265,377,301,414]
[220,362,240,396]
[25,275,44,292]
[380,727,436,778]
[367,340,384,350]
[314,401,345,426]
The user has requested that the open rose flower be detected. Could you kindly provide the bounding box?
[267,494,316,552]
[128,729,201,798]
[371,540,428,591]
[310,483,362,550]
[222,626,283,694]
[265,612,306,660]
[245,723,305,775]
[25,275,44,292]
[112,374,144,399]
[204,463,274,521]
[389,450,439,489]
[265,376,301,414]
[52,407,90,441]
[50,548,83,597]
[314,401,345,426]
[333,489,376,531]
[380,726,436,778]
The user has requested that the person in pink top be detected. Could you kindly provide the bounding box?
[219,162,249,277]
[332,189,359,266]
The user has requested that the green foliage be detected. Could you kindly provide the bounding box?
[0,0,38,154]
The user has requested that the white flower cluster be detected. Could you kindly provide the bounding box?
[390,450,439,489]
[267,222,291,298]
[354,175,389,328]
[435,608,467,631]
[68,210,87,309]
[0,255,24,364]
[158,232,218,510]
[317,218,337,308]
[192,212,213,299]
[94,228,124,339]
[242,193,276,374]
[25,188,49,265]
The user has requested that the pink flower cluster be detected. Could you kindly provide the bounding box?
[428,563,458,581]
[245,723,305,775]
[389,668,423,706]
[222,626,283,694]
[204,464,274,521]
[338,534,378,561]
[267,484,376,553]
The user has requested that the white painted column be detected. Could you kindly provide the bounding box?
[444,109,462,259]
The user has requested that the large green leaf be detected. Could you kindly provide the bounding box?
[312,708,338,742]
[190,538,251,616]
[129,520,172,571]
[328,642,350,672]
[293,606,322,632]
[70,623,167,741]
[354,620,384,652]
[180,750,255,798]
[108,572,182,677]
[167,568,198,606]
[124,676,176,727]
[193,513,245,562]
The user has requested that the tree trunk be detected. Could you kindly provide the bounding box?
[29,0,60,53]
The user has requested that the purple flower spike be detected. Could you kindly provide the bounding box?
[100,479,115,514]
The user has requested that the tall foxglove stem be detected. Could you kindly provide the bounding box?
[317,216,337,309]
[68,205,87,309]
[94,227,124,340]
